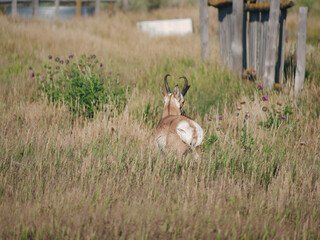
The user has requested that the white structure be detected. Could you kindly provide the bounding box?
[137,18,193,37]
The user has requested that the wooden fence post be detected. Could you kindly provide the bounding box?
[32,0,39,17]
[294,7,308,101]
[262,0,280,90]
[248,6,259,71]
[123,0,129,12]
[200,0,210,61]
[11,0,18,18]
[55,0,60,20]
[243,8,247,70]
[258,1,269,78]
[95,0,101,16]
[275,9,287,87]
[231,0,243,74]
[76,0,82,17]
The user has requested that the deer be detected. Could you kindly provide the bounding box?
[155,74,204,160]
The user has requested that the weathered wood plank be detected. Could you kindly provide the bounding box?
[32,0,38,17]
[248,10,259,71]
[76,0,81,17]
[55,0,59,19]
[11,0,17,17]
[231,0,243,73]
[218,7,227,64]
[294,7,308,100]
[262,0,280,90]
[226,5,233,68]
[122,0,129,12]
[243,11,247,70]
[200,0,210,61]
[279,10,287,87]
[94,0,100,16]
[275,9,286,86]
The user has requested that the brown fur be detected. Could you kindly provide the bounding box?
[156,83,202,159]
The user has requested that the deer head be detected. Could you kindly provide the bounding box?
[160,74,190,118]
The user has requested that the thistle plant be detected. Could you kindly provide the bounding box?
[259,104,293,129]
[35,54,127,118]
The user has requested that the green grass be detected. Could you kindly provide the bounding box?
[0,6,320,240]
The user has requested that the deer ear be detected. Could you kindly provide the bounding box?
[174,85,180,99]
[160,86,167,97]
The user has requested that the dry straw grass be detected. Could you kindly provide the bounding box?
[0,5,320,239]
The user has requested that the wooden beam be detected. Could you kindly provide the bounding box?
[55,0,59,19]
[294,7,308,101]
[122,0,129,12]
[231,0,243,74]
[94,0,100,16]
[262,0,280,90]
[32,0,38,17]
[76,0,81,17]
[11,0,18,17]
[248,10,259,71]
[200,0,210,61]
[208,0,232,9]
[275,10,287,87]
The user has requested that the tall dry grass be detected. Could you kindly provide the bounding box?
[0,5,320,239]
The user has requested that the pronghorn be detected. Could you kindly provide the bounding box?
[155,74,204,159]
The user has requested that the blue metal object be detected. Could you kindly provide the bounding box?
[6,6,95,19]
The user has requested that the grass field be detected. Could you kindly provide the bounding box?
[0,5,320,239]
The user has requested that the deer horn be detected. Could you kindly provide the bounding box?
[164,74,171,94]
[179,76,190,96]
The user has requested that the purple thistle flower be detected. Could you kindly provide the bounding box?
[218,115,222,120]
[30,72,35,78]
[285,36,288,42]
[242,148,247,152]
[66,59,70,64]
[245,112,250,119]
[257,84,263,90]
[100,63,104,67]
[281,116,286,120]
[60,60,64,64]
[69,53,74,58]
[82,69,86,74]
[56,66,60,70]
[262,96,268,101]
[70,73,73,78]
[48,55,52,60]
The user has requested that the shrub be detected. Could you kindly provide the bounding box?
[35,54,127,118]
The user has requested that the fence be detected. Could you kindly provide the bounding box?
[0,0,116,19]
[207,0,296,89]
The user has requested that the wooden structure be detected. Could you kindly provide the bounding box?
[208,0,294,88]
[0,0,116,18]
[294,7,308,101]
[199,0,210,61]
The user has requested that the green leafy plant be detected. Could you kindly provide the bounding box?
[36,54,127,118]
[203,133,218,151]
[240,119,255,152]
[259,104,293,129]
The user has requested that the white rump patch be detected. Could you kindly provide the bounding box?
[176,121,194,146]
[190,120,204,146]
[176,120,204,148]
